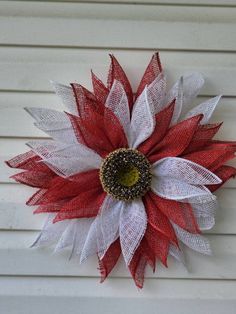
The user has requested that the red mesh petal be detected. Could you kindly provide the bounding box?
[34,201,67,214]
[98,239,121,283]
[6,151,53,173]
[68,107,128,157]
[71,83,104,117]
[143,193,178,245]
[138,100,175,156]
[91,71,109,105]
[145,224,169,267]
[149,191,200,234]
[53,187,106,222]
[11,170,54,188]
[184,143,236,171]
[149,114,203,163]
[128,238,155,289]
[67,112,114,158]
[183,123,223,154]
[27,170,101,205]
[104,107,128,149]
[135,52,162,100]
[107,55,133,109]
[208,165,236,192]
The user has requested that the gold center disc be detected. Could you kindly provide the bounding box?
[99,148,152,201]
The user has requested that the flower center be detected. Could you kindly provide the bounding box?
[99,148,152,201]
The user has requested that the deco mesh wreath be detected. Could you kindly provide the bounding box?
[7,53,236,288]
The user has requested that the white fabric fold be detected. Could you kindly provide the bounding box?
[31,214,69,248]
[169,244,186,265]
[80,196,122,263]
[192,200,218,217]
[50,81,78,115]
[105,80,130,142]
[165,72,204,124]
[195,215,215,231]
[172,223,212,255]
[171,76,184,125]
[152,157,222,185]
[151,176,216,203]
[129,86,155,148]
[27,139,102,177]
[119,199,147,265]
[69,218,94,260]
[25,107,78,143]
[147,73,167,114]
[183,95,222,124]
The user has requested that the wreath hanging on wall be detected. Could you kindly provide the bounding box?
[7,53,236,288]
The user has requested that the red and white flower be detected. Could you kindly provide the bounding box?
[7,53,236,288]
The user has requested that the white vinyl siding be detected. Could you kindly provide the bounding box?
[0,1,236,313]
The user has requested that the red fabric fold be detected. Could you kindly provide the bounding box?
[138,100,175,156]
[67,107,128,158]
[27,169,101,206]
[148,191,200,234]
[184,143,236,171]
[11,170,54,188]
[183,122,223,154]
[91,71,109,105]
[208,165,236,192]
[6,151,53,173]
[53,187,106,222]
[128,238,156,288]
[145,224,170,267]
[98,239,121,283]
[107,55,133,110]
[143,193,178,245]
[149,114,203,163]
[34,201,67,214]
[71,83,104,118]
[135,52,162,100]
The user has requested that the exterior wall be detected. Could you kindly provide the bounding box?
[0,1,236,313]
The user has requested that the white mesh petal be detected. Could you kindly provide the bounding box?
[172,223,212,255]
[25,107,77,143]
[130,86,155,148]
[51,81,78,115]
[31,214,69,248]
[171,76,184,125]
[80,196,122,263]
[195,215,215,231]
[183,95,222,124]
[120,199,147,266]
[147,73,167,114]
[192,199,218,217]
[105,80,130,142]
[151,176,216,203]
[169,244,186,265]
[153,157,222,185]
[27,140,102,177]
[166,72,204,124]
[69,218,94,259]
[54,219,78,252]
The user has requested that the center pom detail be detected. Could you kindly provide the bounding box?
[99,148,152,201]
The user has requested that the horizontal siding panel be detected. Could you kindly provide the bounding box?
[1,277,236,314]
[1,48,236,95]
[0,2,236,51]
[0,184,235,233]
[0,47,236,98]
[4,0,236,6]
[0,231,236,279]
[43,0,236,5]
[1,2,236,23]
